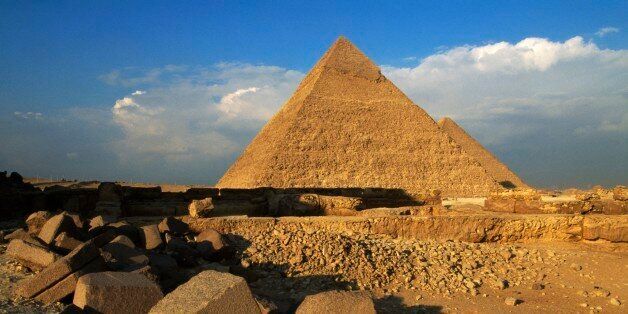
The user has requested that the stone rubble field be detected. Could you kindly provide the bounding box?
[1,211,626,314]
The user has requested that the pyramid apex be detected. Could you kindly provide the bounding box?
[438,117,455,126]
[317,36,381,80]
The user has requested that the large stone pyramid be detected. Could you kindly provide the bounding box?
[438,117,528,189]
[217,37,501,196]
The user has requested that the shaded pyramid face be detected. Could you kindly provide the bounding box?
[438,117,529,189]
[217,37,500,196]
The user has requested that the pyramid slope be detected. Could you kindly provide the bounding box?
[438,117,528,189]
[217,37,501,196]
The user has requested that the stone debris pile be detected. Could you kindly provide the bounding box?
[234,226,557,296]
[1,212,247,312]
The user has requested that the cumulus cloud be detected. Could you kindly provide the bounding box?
[383,36,628,187]
[596,27,619,37]
[109,63,303,173]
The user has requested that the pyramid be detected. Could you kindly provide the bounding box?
[438,117,528,189]
[217,37,501,196]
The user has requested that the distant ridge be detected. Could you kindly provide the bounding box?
[217,37,501,196]
[438,117,528,189]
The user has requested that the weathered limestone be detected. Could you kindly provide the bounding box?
[268,194,363,216]
[73,272,163,314]
[6,239,61,270]
[25,211,53,234]
[14,241,100,298]
[216,37,501,197]
[149,270,259,314]
[54,232,83,253]
[296,290,376,314]
[582,215,628,242]
[196,228,226,260]
[34,257,105,304]
[38,213,76,245]
[188,197,214,218]
[141,224,164,250]
[102,239,149,270]
[613,185,627,201]
[186,214,587,243]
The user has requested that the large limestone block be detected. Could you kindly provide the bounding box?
[38,213,76,245]
[582,215,628,243]
[14,240,100,298]
[296,290,376,314]
[141,224,164,250]
[6,239,61,270]
[149,270,259,314]
[189,197,214,218]
[612,185,627,201]
[73,272,163,314]
[25,211,53,234]
[34,257,105,304]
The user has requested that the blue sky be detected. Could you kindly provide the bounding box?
[0,1,626,188]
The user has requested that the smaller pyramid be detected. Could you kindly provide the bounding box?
[438,117,528,189]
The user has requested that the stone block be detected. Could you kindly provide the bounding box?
[149,270,258,314]
[295,290,376,314]
[14,240,100,298]
[582,215,628,243]
[6,239,61,270]
[102,240,149,270]
[54,232,84,253]
[189,197,214,218]
[34,257,105,304]
[26,211,53,234]
[73,272,163,314]
[38,213,76,245]
[484,196,515,213]
[141,224,163,250]
[158,217,189,235]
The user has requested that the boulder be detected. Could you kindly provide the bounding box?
[109,221,141,245]
[25,211,53,234]
[188,197,214,218]
[14,240,101,298]
[54,232,84,253]
[38,213,76,245]
[196,228,227,260]
[73,272,163,314]
[141,224,164,250]
[158,217,189,235]
[149,270,259,314]
[6,239,61,270]
[295,290,376,314]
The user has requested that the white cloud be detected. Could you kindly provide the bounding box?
[132,90,146,95]
[14,111,43,120]
[596,27,619,37]
[109,63,303,164]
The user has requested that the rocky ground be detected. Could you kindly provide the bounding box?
[1,214,625,313]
